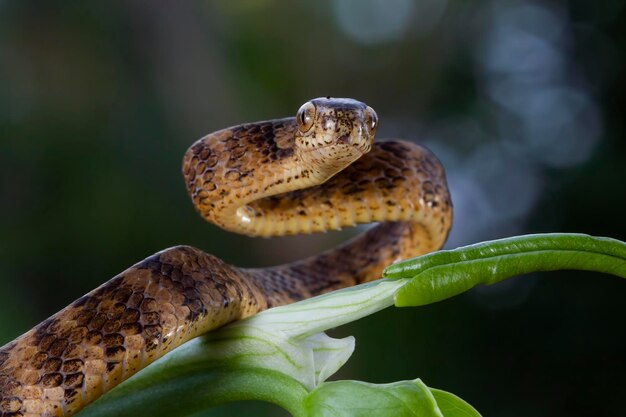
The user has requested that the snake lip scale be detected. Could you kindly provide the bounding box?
[0,97,452,417]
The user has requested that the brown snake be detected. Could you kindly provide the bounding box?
[0,98,452,417]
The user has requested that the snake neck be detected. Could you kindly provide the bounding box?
[182,119,363,237]
[186,147,328,236]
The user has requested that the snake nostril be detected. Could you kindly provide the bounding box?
[337,134,350,145]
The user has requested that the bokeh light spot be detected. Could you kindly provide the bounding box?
[332,0,415,45]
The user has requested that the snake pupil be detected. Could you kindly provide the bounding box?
[296,102,315,132]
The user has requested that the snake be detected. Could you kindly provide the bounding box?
[0,97,452,417]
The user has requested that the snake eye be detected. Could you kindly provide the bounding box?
[296,102,316,133]
[365,106,378,132]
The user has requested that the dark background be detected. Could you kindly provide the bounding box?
[1,1,624,416]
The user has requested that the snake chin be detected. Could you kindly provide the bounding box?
[299,141,369,178]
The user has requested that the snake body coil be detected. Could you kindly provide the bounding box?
[0,98,452,417]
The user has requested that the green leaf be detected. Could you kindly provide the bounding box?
[82,365,308,417]
[384,234,626,306]
[304,379,444,417]
[430,389,481,417]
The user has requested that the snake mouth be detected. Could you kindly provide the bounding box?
[301,139,370,156]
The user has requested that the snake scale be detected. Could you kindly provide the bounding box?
[0,98,452,417]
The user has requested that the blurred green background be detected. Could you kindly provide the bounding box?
[0,1,624,416]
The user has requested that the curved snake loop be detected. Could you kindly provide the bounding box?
[0,98,452,417]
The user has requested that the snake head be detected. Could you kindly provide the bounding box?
[295,97,377,177]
